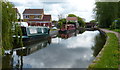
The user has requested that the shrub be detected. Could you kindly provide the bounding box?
[110,18,120,29]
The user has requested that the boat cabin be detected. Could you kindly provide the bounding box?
[21,26,50,37]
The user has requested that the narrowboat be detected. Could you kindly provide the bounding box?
[13,22,50,46]
[59,24,76,34]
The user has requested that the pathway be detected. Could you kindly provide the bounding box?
[100,28,120,70]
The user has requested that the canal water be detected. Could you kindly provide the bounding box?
[2,30,106,69]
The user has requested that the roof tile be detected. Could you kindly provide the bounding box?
[23,9,44,14]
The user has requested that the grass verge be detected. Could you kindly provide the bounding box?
[89,33,119,68]
[112,29,120,33]
[106,28,120,33]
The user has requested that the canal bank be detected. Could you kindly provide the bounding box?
[88,28,120,69]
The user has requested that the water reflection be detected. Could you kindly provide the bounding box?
[2,38,51,69]
[58,30,79,39]
[2,30,106,69]
[91,31,106,57]
[17,39,51,56]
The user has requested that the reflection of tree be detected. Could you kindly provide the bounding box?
[2,51,14,69]
[91,32,106,57]
[2,38,51,69]
[17,37,52,56]
[2,54,12,69]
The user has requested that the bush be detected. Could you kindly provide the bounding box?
[115,18,120,29]
[110,18,120,29]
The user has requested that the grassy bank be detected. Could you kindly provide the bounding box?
[106,28,120,33]
[112,29,120,33]
[89,33,119,68]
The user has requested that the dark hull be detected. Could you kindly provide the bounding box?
[59,29,76,34]
[23,34,50,46]
[13,34,50,47]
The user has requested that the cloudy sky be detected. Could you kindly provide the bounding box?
[8,0,96,22]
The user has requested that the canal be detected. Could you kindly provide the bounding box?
[2,30,106,69]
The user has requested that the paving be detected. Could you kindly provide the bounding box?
[100,28,120,70]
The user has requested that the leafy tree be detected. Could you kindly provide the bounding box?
[58,18,66,24]
[90,20,97,23]
[118,1,120,18]
[68,14,77,17]
[57,22,63,29]
[2,1,23,53]
[110,18,120,29]
[94,2,118,28]
[77,17,85,27]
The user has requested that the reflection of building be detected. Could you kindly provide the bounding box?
[23,9,52,28]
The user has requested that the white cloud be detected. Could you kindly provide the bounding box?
[8,0,96,22]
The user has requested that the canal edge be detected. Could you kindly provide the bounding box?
[88,29,108,68]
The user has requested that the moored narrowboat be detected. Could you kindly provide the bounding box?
[59,24,76,34]
[13,22,50,46]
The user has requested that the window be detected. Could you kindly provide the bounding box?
[29,28,37,34]
[34,15,40,18]
[21,27,27,36]
[43,28,49,34]
[37,28,42,33]
[26,15,29,18]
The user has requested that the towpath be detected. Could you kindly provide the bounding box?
[100,28,120,70]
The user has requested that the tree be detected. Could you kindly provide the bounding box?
[110,18,120,29]
[68,14,77,17]
[2,1,23,53]
[90,20,97,23]
[77,17,85,27]
[94,2,119,28]
[118,1,120,18]
[58,18,66,24]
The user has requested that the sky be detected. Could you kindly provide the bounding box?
[8,0,96,22]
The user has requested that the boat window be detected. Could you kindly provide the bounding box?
[43,28,48,34]
[21,27,27,36]
[29,28,37,34]
[37,28,42,34]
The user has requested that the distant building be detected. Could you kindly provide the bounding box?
[66,17,79,28]
[66,17,78,23]
[23,9,52,28]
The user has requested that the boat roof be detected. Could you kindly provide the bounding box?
[26,26,49,28]
[16,22,28,27]
[16,22,49,28]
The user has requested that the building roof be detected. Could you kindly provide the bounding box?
[23,9,44,14]
[42,15,51,21]
[66,17,78,21]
